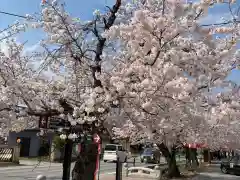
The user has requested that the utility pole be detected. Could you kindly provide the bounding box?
[61,124,74,180]
[62,138,73,180]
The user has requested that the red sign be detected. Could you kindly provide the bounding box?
[184,143,208,149]
[93,134,101,144]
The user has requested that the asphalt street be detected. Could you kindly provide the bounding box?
[194,165,240,180]
[0,159,144,180]
[1,159,239,180]
[0,156,183,180]
[196,173,240,180]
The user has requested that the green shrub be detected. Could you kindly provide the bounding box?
[52,135,66,150]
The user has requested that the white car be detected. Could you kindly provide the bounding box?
[103,144,128,162]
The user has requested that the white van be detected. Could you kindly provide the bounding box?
[103,144,128,162]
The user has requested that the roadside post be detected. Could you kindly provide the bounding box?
[116,150,126,180]
[116,156,122,180]
[93,133,101,180]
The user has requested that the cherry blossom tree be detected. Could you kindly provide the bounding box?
[1,0,240,178]
[0,0,122,132]
[98,0,240,177]
[203,88,240,149]
[0,0,122,179]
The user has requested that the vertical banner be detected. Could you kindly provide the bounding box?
[93,134,101,180]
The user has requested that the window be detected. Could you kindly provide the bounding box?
[230,156,239,163]
[144,148,153,154]
[105,144,117,151]
[118,146,123,151]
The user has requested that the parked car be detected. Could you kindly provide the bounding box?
[220,155,240,175]
[103,144,128,163]
[140,148,161,164]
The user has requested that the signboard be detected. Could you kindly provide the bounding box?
[48,117,70,129]
[38,116,48,129]
[38,116,71,130]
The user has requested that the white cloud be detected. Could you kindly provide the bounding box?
[199,12,232,25]
[23,43,43,56]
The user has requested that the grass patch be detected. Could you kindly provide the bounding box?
[0,162,24,167]
[19,156,51,162]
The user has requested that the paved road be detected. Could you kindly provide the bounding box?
[0,159,146,180]
[0,156,185,180]
[0,163,114,179]
[196,173,240,180]
[194,165,240,180]
[2,162,237,180]
[102,165,240,180]
[0,161,118,180]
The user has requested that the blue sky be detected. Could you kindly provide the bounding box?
[202,0,240,84]
[0,0,240,84]
[0,0,115,45]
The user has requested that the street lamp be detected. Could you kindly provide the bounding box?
[16,138,21,144]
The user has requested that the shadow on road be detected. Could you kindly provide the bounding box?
[195,173,240,180]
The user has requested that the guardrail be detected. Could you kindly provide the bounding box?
[126,166,160,179]
[125,156,203,179]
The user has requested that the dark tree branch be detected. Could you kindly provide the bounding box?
[91,0,121,88]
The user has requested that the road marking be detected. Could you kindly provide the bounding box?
[104,172,115,175]
[0,161,117,171]
[0,164,117,176]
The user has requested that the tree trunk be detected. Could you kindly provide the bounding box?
[62,139,73,180]
[72,143,98,180]
[185,147,191,168]
[203,149,209,162]
[158,143,181,178]
[189,148,199,169]
[185,147,199,169]
[72,155,85,180]
[168,148,181,178]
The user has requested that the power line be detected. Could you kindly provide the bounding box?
[0,11,27,19]
[0,11,27,41]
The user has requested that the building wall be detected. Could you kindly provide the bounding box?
[8,130,41,157]
[8,130,112,158]
[120,139,130,152]
[100,134,111,151]
[8,130,55,157]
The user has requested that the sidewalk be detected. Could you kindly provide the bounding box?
[19,159,61,166]
[210,160,221,164]
[0,162,23,167]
